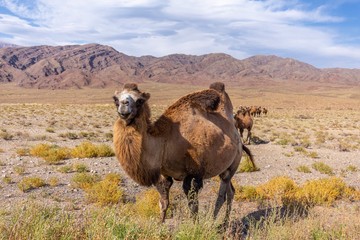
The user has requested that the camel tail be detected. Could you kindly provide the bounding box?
[242,144,256,169]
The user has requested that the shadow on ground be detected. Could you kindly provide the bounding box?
[226,205,309,239]
[250,136,270,145]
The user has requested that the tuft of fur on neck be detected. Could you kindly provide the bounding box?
[113,103,160,186]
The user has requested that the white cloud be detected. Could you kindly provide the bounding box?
[0,0,359,68]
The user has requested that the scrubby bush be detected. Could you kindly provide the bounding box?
[234,184,258,201]
[71,173,100,190]
[48,177,60,187]
[16,148,30,156]
[234,176,360,207]
[296,177,352,206]
[30,143,70,164]
[57,165,73,173]
[134,188,160,218]
[86,173,123,206]
[73,163,89,173]
[306,151,319,158]
[312,162,334,175]
[238,155,259,173]
[18,176,46,192]
[2,175,12,184]
[346,165,358,173]
[13,166,26,175]
[296,165,311,173]
[255,176,298,205]
[71,142,114,158]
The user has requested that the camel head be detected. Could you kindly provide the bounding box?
[113,83,150,125]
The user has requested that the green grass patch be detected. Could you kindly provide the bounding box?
[312,162,334,175]
[71,173,101,190]
[18,176,46,192]
[296,165,312,173]
[238,155,259,173]
[345,165,358,172]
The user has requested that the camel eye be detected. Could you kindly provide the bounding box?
[122,100,129,106]
[113,96,119,107]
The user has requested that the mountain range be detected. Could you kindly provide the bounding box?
[0,43,359,89]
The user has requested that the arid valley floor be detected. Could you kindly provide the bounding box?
[0,82,360,239]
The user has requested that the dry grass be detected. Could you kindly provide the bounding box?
[85,173,123,206]
[234,176,360,207]
[30,143,70,164]
[133,188,161,218]
[296,165,312,173]
[29,142,114,164]
[71,141,114,158]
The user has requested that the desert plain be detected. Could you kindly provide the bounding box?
[0,82,360,239]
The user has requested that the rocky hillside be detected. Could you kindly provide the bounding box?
[0,43,359,89]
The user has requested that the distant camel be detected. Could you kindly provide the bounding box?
[256,106,262,117]
[113,82,255,223]
[234,107,253,144]
[249,106,257,117]
[262,107,268,115]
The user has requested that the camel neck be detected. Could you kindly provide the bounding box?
[113,109,161,186]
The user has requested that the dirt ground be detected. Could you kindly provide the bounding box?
[0,83,360,229]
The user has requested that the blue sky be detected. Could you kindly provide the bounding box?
[0,0,360,68]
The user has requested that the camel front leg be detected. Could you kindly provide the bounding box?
[155,175,173,223]
[239,129,244,141]
[246,130,252,144]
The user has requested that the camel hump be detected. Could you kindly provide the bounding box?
[189,89,221,112]
[209,82,225,93]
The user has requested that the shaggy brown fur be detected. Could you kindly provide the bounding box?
[234,108,253,144]
[113,82,254,223]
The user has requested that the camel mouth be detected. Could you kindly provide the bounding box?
[118,112,135,125]
[119,112,130,119]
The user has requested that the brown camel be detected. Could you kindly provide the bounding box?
[249,106,257,117]
[256,106,262,117]
[113,82,255,223]
[234,107,253,144]
[262,107,268,115]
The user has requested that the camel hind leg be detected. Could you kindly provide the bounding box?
[155,175,173,223]
[183,175,203,218]
[213,156,240,224]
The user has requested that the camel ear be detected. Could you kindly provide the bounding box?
[136,92,150,106]
[123,83,139,91]
[113,96,119,107]
[142,92,150,100]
